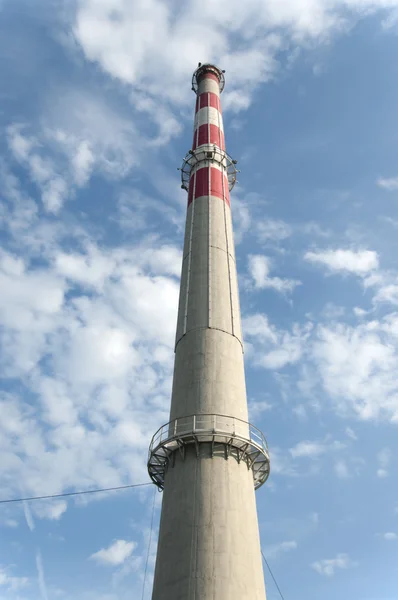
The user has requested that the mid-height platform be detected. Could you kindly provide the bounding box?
[148,413,270,491]
[180,146,238,192]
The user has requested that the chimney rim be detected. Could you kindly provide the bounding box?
[192,63,225,95]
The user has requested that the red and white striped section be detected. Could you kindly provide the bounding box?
[193,94,225,151]
[188,71,229,207]
[187,164,230,207]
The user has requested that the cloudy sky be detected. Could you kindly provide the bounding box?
[1,0,398,598]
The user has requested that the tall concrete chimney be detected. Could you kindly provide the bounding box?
[148,63,270,600]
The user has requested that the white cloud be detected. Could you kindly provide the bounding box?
[244,308,398,423]
[41,176,68,213]
[1,518,18,528]
[131,242,182,278]
[90,540,137,566]
[279,540,298,551]
[36,551,48,600]
[345,427,357,440]
[301,221,331,238]
[311,553,358,576]
[376,448,391,477]
[0,192,180,519]
[54,247,115,291]
[248,255,300,294]
[290,441,327,458]
[23,501,35,532]
[310,318,398,421]
[293,404,307,419]
[70,0,398,117]
[71,140,95,186]
[334,460,350,478]
[383,532,397,540]
[35,501,68,521]
[268,447,298,477]
[6,84,153,212]
[373,284,398,306]
[46,90,141,179]
[378,448,391,466]
[0,566,29,591]
[7,125,34,161]
[243,313,312,369]
[263,540,298,560]
[304,248,379,275]
[7,124,69,213]
[243,314,280,345]
[320,303,346,320]
[116,188,180,234]
[377,176,398,190]
[248,398,272,419]
[256,218,292,243]
[377,468,388,478]
[130,90,183,146]
[230,196,252,244]
[381,8,398,27]
[289,436,347,465]
[72,0,280,111]
[310,512,320,525]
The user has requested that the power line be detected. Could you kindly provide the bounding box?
[261,549,285,600]
[0,482,152,505]
[2,484,284,600]
[141,486,157,600]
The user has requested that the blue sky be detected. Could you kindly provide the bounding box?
[1,0,398,599]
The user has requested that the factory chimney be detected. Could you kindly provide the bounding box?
[148,63,270,600]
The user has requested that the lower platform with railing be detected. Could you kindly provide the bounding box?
[148,413,270,491]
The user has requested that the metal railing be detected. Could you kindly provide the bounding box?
[179,147,238,192]
[148,413,270,490]
[150,413,267,453]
